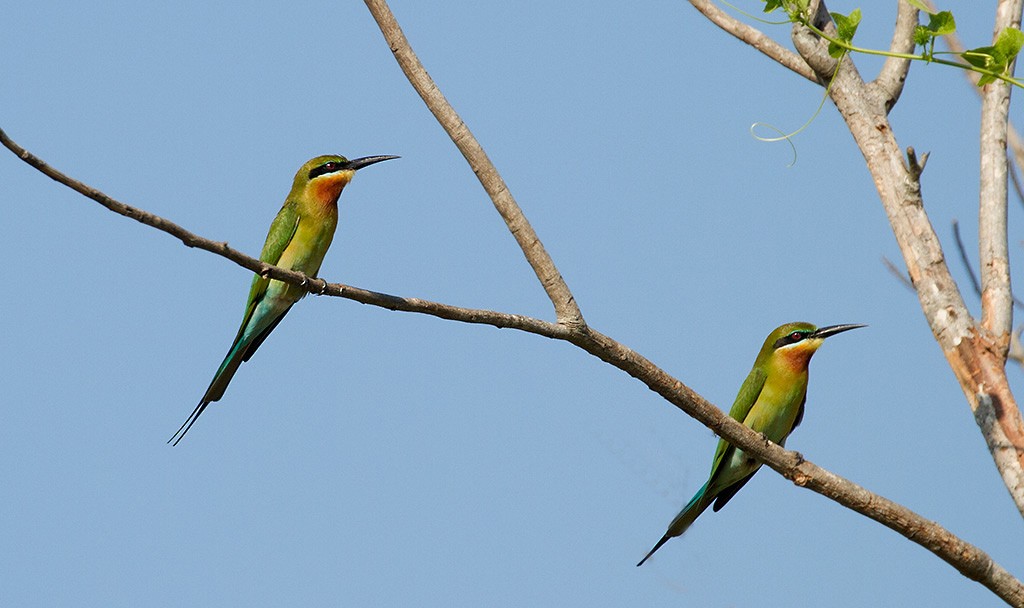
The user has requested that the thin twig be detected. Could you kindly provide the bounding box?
[1010,150,1024,209]
[953,219,1024,311]
[953,219,984,298]
[882,256,916,292]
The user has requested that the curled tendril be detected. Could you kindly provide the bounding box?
[749,51,843,167]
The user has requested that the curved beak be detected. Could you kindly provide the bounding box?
[343,155,400,171]
[811,323,866,340]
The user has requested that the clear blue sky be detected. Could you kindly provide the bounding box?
[3,1,1022,606]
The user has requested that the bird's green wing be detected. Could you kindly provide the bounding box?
[707,366,767,481]
[791,394,807,431]
[229,201,301,347]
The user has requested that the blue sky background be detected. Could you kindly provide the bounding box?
[3,1,1023,606]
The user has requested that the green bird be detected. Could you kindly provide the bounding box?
[637,321,863,566]
[169,154,398,446]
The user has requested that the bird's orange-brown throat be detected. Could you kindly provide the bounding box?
[775,340,820,373]
[308,171,354,209]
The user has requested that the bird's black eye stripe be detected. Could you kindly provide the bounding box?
[774,330,810,349]
[308,161,342,180]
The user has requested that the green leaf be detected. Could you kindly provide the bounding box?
[828,9,861,58]
[834,8,862,40]
[904,0,934,14]
[962,28,1024,86]
[763,0,784,13]
[994,26,1024,61]
[928,11,956,37]
[962,46,996,70]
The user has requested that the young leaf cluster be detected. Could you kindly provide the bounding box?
[762,0,1024,89]
[913,10,955,60]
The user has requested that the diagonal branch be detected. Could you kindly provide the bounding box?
[362,0,583,328]
[687,0,818,83]
[5,123,1023,604]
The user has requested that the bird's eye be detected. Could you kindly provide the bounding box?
[789,331,804,342]
[308,160,345,180]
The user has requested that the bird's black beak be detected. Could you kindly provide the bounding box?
[343,155,400,171]
[811,324,866,339]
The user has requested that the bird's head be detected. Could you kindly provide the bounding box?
[757,322,864,372]
[291,154,399,205]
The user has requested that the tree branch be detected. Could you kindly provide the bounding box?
[871,0,919,112]
[362,0,584,328]
[687,0,818,83]
[979,0,1019,343]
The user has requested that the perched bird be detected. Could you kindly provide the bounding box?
[637,322,863,566]
[169,154,398,446]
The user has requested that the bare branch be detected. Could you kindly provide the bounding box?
[362,0,583,328]
[687,0,818,83]
[871,0,919,112]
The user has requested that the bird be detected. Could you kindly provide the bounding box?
[636,321,863,566]
[169,154,398,446]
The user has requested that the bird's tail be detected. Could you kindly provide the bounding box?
[636,481,715,566]
[167,339,248,446]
